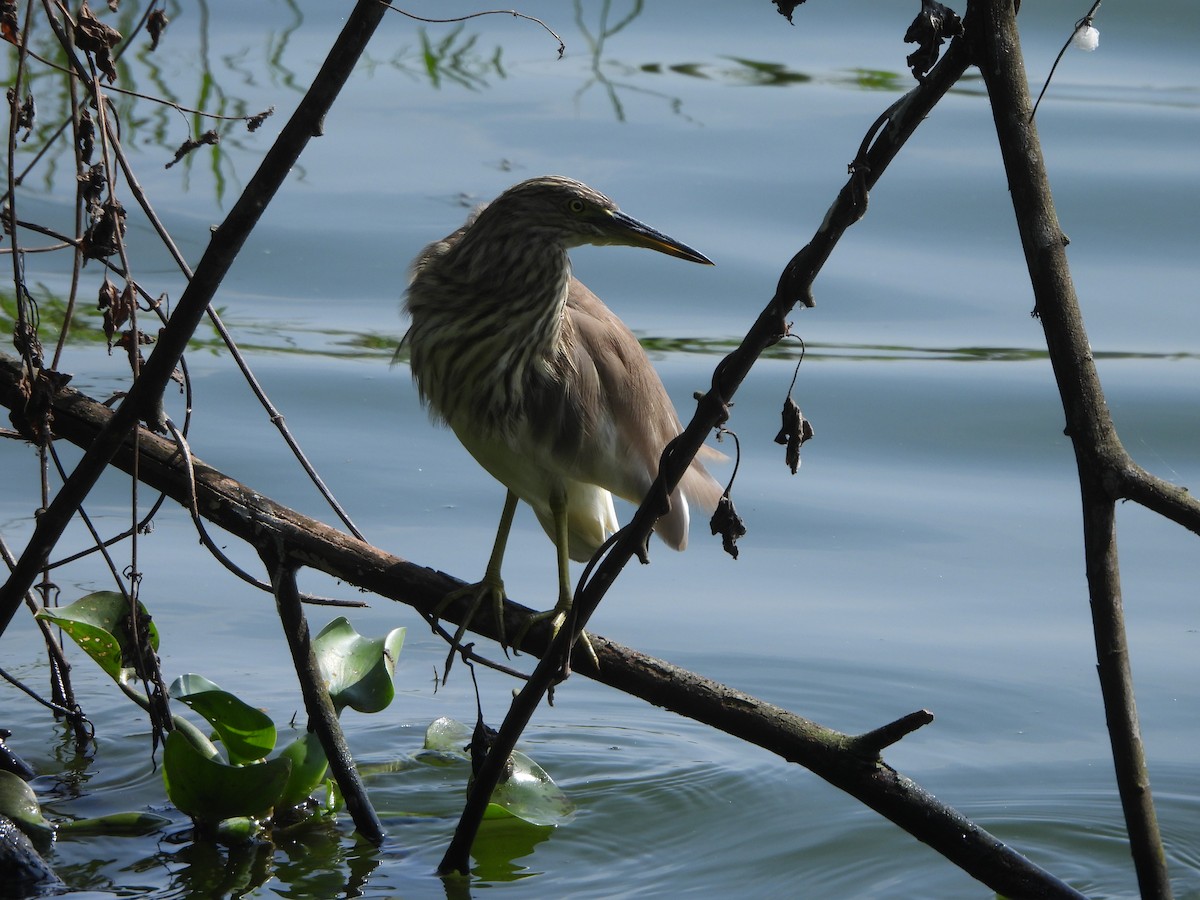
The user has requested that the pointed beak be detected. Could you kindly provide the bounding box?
[606,209,714,266]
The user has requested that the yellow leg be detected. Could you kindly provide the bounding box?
[511,487,598,666]
[434,490,518,651]
[551,486,574,618]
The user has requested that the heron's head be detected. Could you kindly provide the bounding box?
[477,175,714,265]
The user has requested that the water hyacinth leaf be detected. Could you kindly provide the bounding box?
[169,674,276,765]
[277,732,329,809]
[488,750,575,826]
[35,591,158,684]
[215,816,260,844]
[313,618,405,715]
[422,717,574,826]
[423,715,473,755]
[0,770,53,837]
[162,730,291,824]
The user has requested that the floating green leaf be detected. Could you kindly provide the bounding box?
[36,591,158,684]
[0,770,53,837]
[423,716,474,756]
[162,730,291,824]
[277,732,329,809]
[215,816,259,844]
[422,717,574,826]
[488,753,575,826]
[169,674,276,765]
[56,811,172,837]
[313,618,405,715]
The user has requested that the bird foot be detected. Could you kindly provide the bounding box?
[510,607,599,671]
[433,576,509,678]
[432,579,599,676]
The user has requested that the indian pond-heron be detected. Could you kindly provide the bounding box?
[401,175,722,649]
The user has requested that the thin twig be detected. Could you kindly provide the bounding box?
[16,46,272,125]
[383,4,565,59]
[1029,1,1103,123]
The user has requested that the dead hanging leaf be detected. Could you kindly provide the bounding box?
[146,8,167,51]
[96,276,119,312]
[10,368,72,446]
[165,130,219,169]
[1,1,18,45]
[80,197,126,260]
[774,395,814,475]
[11,90,35,141]
[245,106,274,133]
[11,316,44,369]
[77,107,94,163]
[77,161,105,217]
[772,0,807,25]
[75,2,122,83]
[904,0,963,80]
[116,328,153,373]
[710,494,747,560]
[97,278,135,351]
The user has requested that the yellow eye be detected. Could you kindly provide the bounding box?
[567,198,586,214]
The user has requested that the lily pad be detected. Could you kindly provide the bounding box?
[313,618,405,715]
[162,730,292,824]
[36,591,159,685]
[169,674,276,765]
[422,717,574,826]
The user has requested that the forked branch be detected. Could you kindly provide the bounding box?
[974,0,1184,895]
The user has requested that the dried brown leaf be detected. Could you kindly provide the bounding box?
[709,494,747,560]
[76,108,95,163]
[774,396,814,475]
[77,162,105,218]
[246,107,274,133]
[9,368,71,445]
[80,197,126,260]
[904,0,963,81]
[165,129,219,169]
[75,2,122,83]
[1,0,19,45]
[146,8,167,51]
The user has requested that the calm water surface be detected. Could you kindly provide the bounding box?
[1,1,1197,897]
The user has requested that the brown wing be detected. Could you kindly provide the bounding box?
[560,278,723,550]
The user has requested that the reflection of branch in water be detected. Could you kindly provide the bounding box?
[572,0,696,124]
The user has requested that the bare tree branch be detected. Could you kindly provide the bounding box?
[972,1,1174,895]
[0,349,1086,898]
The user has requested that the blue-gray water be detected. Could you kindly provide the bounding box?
[1,2,1197,897]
